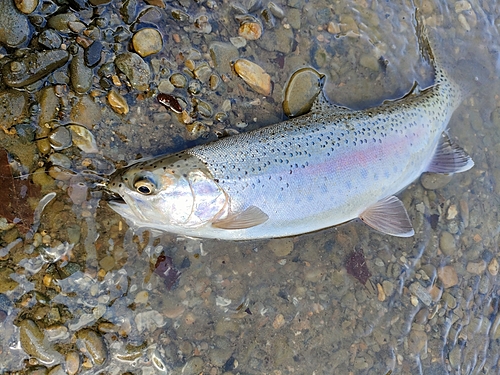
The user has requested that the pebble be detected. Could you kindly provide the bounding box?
[47,13,78,33]
[438,265,459,288]
[132,28,163,57]
[170,73,187,88]
[19,319,59,364]
[272,313,285,329]
[76,329,108,365]
[466,260,487,275]
[266,238,294,256]
[0,267,18,293]
[84,41,103,68]
[420,173,453,190]
[238,17,262,40]
[408,329,427,354]
[0,89,28,132]
[68,124,99,153]
[283,67,324,117]
[107,90,129,114]
[48,126,72,151]
[182,357,204,375]
[65,351,80,375]
[439,231,456,256]
[38,29,62,49]
[488,258,499,276]
[359,53,380,71]
[0,0,30,47]
[114,52,151,91]
[409,282,432,306]
[209,42,239,75]
[70,94,102,128]
[15,0,39,14]
[3,50,70,88]
[234,58,272,96]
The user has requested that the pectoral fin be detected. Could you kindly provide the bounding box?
[212,206,269,230]
[359,196,415,237]
[427,133,474,174]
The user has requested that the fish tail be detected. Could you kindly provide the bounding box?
[415,8,488,107]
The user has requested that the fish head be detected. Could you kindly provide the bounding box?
[106,153,228,230]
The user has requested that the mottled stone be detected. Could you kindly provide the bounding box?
[132,28,163,57]
[234,58,272,95]
[70,47,93,94]
[76,329,107,365]
[115,52,151,91]
[0,0,30,47]
[19,319,59,364]
[0,90,28,132]
[209,42,239,75]
[15,0,39,14]
[439,231,456,256]
[438,265,459,288]
[421,173,453,190]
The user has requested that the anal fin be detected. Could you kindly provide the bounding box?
[359,196,415,237]
[427,133,474,174]
[212,205,269,230]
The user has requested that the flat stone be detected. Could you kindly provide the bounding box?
[3,50,70,88]
[421,173,453,190]
[0,90,28,132]
[466,260,487,275]
[209,42,239,75]
[70,47,93,94]
[0,0,30,47]
[439,231,456,256]
[438,265,459,288]
[409,282,432,306]
[84,40,103,68]
[114,52,151,91]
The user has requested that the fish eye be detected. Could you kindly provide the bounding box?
[134,178,156,195]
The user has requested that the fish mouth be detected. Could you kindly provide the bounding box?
[103,190,126,204]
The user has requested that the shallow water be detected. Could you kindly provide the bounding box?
[0,0,499,374]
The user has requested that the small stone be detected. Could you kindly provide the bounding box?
[420,173,453,190]
[377,283,386,301]
[14,0,39,14]
[134,290,149,304]
[438,265,459,288]
[68,125,99,153]
[99,255,115,271]
[38,29,62,49]
[409,282,432,306]
[488,258,499,276]
[266,238,294,256]
[359,53,380,71]
[382,280,394,297]
[107,90,129,115]
[408,330,427,354]
[65,351,80,375]
[283,67,324,117]
[234,58,272,96]
[182,357,204,375]
[47,13,78,33]
[49,126,72,151]
[19,319,59,364]
[69,94,102,129]
[273,313,285,329]
[70,47,93,94]
[132,28,163,57]
[84,41,103,68]
[439,231,456,256]
[76,329,108,365]
[447,204,458,220]
[209,42,239,75]
[0,89,28,132]
[238,19,262,40]
[441,291,457,309]
[114,52,151,91]
[466,260,487,275]
[0,267,18,293]
[169,73,187,88]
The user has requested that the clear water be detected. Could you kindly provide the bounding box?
[1,0,500,374]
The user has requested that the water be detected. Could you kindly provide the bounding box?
[0,0,499,374]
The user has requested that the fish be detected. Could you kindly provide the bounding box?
[106,23,475,240]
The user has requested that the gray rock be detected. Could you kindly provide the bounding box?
[76,329,108,365]
[439,231,456,256]
[209,42,239,75]
[0,0,30,47]
[47,13,78,33]
[421,173,453,190]
[38,29,62,49]
[3,50,70,88]
[70,47,93,94]
[0,90,28,132]
[115,52,151,91]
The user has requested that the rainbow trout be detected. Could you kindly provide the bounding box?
[107,30,474,240]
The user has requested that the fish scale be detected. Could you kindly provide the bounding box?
[107,27,474,240]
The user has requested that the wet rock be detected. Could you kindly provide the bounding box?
[47,13,78,33]
[115,52,151,91]
[234,58,272,95]
[170,73,187,88]
[420,173,453,190]
[0,89,28,132]
[0,267,18,292]
[76,329,108,365]
[89,0,111,4]
[283,68,324,117]
[38,29,62,49]
[68,124,99,153]
[438,265,459,288]
[15,0,39,14]
[466,260,487,275]
[182,356,204,375]
[408,329,427,354]
[266,238,294,256]
[209,42,239,75]
[65,351,80,375]
[135,310,165,332]
[107,90,129,114]
[84,40,103,68]
[0,0,30,47]
[439,231,456,256]
[3,50,70,88]
[49,126,72,151]
[409,282,432,306]
[238,16,262,40]
[70,94,102,128]
[132,28,163,57]
[121,0,138,24]
[70,47,93,94]
[19,319,59,364]
[256,27,294,54]
[488,257,499,276]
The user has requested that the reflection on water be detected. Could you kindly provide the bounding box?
[0,0,499,373]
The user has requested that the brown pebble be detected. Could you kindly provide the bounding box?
[488,258,499,276]
[437,265,459,288]
[234,59,272,96]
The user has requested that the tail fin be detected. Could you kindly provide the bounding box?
[414,8,489,106]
